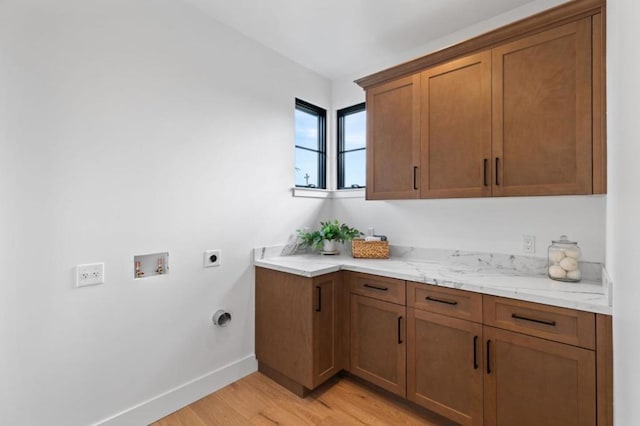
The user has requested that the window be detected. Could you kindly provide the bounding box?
[337,103,366,189]
[295,98,326,188]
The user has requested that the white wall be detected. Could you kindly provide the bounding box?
[607,0,640,424]
[0,0,331,424]
[330,0,605,263]
[0,32,18,422]
[334,196,605,261]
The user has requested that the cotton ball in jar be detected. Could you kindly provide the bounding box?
[549,249,566,263]
[566,269,582,281]
[559,257,579,272]
[549,265,567,279]
[564,248,580,259]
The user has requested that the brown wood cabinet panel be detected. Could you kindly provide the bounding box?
[484,295,595,349]
[596,314,613,426]
[339,271,352,372]
[408,282,483,323]
[407,308,483,425]
[420,51,492,198]
[255,267,341,391]
[492,18,593,196]
[484,326,596,426]
[313,276,339,385]
[366,74,421,200]
[351,272,406,305]
[350,294,406,397]
[592,13,606,194]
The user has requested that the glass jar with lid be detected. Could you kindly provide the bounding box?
[548,235,581,282]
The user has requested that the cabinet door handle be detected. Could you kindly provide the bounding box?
[486,339,492,374]
[398,316,403,344]
[363,283,388,292]
[483,158,488,186]
[425,296,458,306]
[495,157,500,186]
[511,313,557,327]
[473,335,479,370]
[315,286,322,312]
[413,166,418,190]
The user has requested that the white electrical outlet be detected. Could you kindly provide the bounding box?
[522,235,535,254]
[204,250,221,268]
[76,263,105,287]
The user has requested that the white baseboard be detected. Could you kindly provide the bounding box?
[94,354,258,426]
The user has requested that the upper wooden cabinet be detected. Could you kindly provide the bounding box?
[420,51,492,198]
[357,0,606,200]
[366,74,421,200]
[492,18,593,196]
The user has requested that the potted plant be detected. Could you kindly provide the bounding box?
[297,220,362,253]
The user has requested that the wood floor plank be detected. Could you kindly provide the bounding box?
[152,372,452,425]
[189,394,250,425]
[153,407,207,426]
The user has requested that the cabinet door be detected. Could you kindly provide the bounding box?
[492,18,592,196]
[407,308,483,426]
[256,268,342,392]
[420,51,492,198]
[366,74,421,200]
[312,275,340,387]
[350,294,406,396]
[484,326,596,426]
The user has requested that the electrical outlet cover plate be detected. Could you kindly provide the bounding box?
[76,263,105,287]
[204,250,221,268]
[522,235,536,254]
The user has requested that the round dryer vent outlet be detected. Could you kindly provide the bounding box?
[212,310,232,327]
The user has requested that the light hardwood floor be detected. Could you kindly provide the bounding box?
[152,372,455,425]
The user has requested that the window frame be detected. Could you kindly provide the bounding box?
[295,98,327,189]
[337,102,366,189]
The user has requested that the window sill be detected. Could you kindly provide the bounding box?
[292,187,365,199]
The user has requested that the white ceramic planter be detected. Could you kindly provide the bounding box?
[322,239,337,252]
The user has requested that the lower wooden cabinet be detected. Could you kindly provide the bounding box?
[350,293,406,397]
[484,326,596,426]
[256,268,611,426]
[255,267,342,395]
[407,308,484,425]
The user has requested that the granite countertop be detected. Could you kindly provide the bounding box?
[253,245,612,315]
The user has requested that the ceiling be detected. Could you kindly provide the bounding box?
[182,0,561,81]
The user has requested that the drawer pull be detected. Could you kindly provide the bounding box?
[315,286,322,312]
[473,335,479,370]
[398,316,403,344]
[425,296,458,306]
[511,313,557,327]
[363,283,389,292]
[483,159,488,186]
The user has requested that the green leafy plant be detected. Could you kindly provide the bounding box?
[297,220,363,250]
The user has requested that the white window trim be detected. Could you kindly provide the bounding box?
[291,187,365,199]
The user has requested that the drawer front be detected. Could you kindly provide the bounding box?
[350,272,405,305]
[407,282,482,323]
[483,295,595,349]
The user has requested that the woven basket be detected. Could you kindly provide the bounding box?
[351,239,389,259]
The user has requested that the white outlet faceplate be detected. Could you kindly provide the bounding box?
[76,263,105,287]
[204,250,221,268]
[522,235,536,254]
